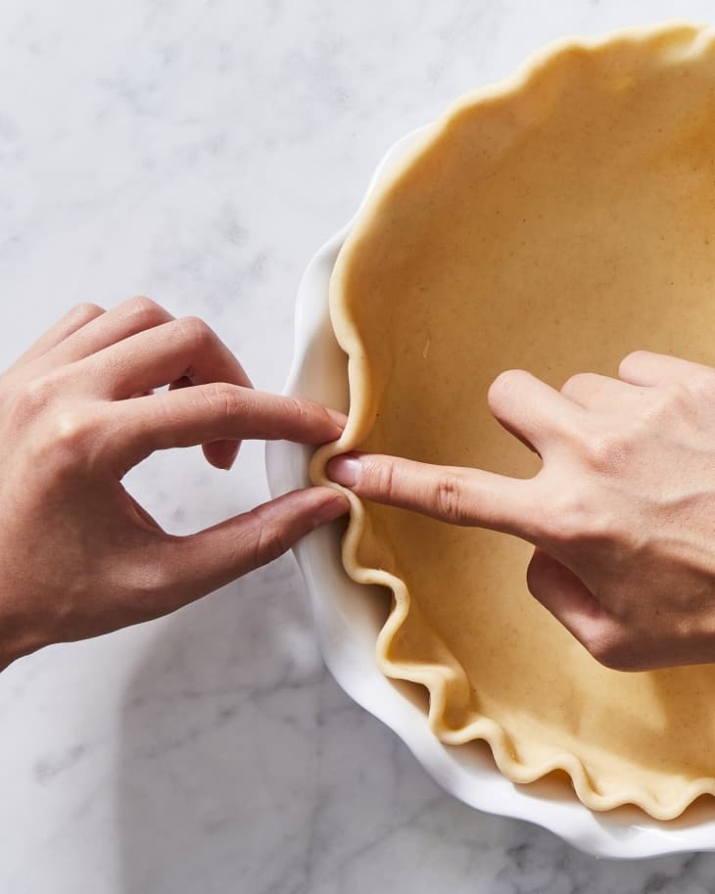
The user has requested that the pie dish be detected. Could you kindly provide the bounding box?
[267,22,715,855]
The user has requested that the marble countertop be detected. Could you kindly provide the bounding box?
[2,1,715,891]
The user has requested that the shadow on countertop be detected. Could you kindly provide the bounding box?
[115,554,715,894]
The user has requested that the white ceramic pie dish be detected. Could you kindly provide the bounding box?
[265,110,715,859]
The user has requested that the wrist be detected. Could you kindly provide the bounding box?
[0,635,21,672]
[0,608,44,672]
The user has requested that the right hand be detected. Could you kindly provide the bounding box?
[328,353,715,672]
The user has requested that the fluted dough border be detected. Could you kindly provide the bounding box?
[311,21,715,821]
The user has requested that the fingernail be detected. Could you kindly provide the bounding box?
[327,452,362,487]
[212,440,240,470]
[326,408,348,429]
[223,442,240,470]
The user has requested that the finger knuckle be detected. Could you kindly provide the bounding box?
[546,510,582,547]
[584,430,631,472]
[26,404,102,478]
[361,457,397,499]
[11,375,60,421]
[134,551,178,610]
[433,473,469,525]
[543,491,594,546]
[285,395,313,429]
[49,407,97,453]
[252,517,290,567]
[176,315,214,350]
[644,382,689,423]
[688,369,715,401]
[201,382,243,418]
[126,295,169,329]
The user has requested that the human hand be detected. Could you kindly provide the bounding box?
[0,297,347,670]
[328,351,715,671]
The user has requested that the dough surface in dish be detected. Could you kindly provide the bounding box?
[312,23,715,820]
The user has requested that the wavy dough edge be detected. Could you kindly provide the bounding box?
[311,21,715,821]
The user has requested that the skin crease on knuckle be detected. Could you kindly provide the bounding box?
[286,394,313,429]
[238,504,292,572]
[283,394,338,440]
[361,455,396,502]
[200,381,244,421]
[433,472,471,525]
[174,315,215,357]
[253,522,290,570]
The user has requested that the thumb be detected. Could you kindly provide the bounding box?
[163,487,348,606]
[526,548,628,668]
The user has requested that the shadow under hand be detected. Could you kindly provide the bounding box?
[116,553,332,894]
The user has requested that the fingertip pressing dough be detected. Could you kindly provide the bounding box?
[313,22,715,820]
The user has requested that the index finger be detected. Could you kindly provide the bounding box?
[78,314,254,470]
[110,385,346,471]
[326,451,545,542]
[80,316,252,396]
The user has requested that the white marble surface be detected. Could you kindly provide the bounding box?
[2,1,715,891]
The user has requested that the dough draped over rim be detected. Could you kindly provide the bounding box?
[312,22,715,820]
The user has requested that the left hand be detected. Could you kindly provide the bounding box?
[328,351,715,671]
[0,297,347,669]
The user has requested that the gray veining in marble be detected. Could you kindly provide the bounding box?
[3,1,715,891]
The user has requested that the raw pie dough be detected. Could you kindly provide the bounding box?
[313,23,715,820]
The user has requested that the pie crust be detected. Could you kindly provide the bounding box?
[312,22,715,820]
